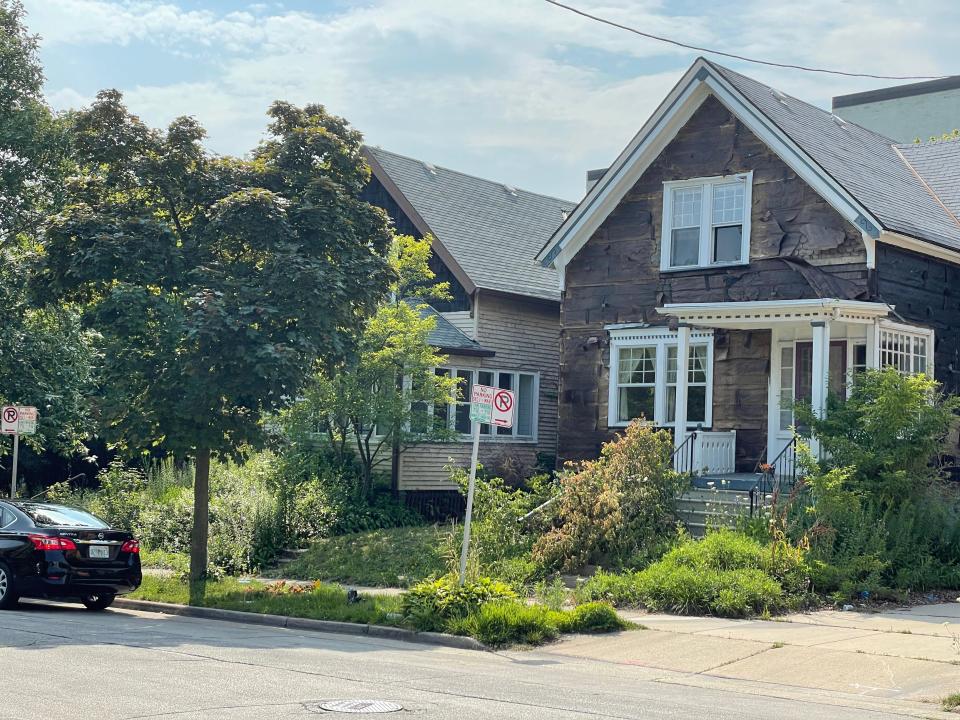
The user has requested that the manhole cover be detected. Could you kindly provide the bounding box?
[306,700,403,714]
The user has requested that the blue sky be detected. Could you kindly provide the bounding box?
[22,0,959,201]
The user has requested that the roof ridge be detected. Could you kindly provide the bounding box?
[365,145,576,206]
[702,58,900,145]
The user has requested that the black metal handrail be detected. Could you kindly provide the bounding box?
[671,428,698,475]
[750,436,798,516]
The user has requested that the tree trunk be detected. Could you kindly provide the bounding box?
[189,447,211,584]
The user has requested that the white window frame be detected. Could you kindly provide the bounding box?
[607,327,714,429]
[660,172,753,271]
[418,366,540,442]
[876,321,934,378]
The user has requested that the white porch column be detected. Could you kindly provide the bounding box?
[810,320,830,458]
[865,319,879,369]
[674,324,691,450]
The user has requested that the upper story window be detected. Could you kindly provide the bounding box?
[660,173,752,271]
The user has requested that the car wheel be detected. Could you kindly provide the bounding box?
[81,594,116,611]
[0,562,18,610]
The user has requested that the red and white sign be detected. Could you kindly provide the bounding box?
[491,388,515,428]
[1,405,37,435]
[1,406,18,435]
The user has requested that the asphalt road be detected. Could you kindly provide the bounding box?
[0,601,937,719]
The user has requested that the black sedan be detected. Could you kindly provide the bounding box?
[0,501,142,611]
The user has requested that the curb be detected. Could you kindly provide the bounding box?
[112,598,488,652]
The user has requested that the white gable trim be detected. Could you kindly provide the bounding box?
[537,58,883,274]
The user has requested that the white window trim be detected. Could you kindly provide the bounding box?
[408,366,539,443]
[607,327,714,429]
[660,172,753,272]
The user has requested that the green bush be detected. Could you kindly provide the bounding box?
[562,602,628,633]
[576,531,807,617]
[401,575,517,631]
[449,601,562,647]
[532,422,687,572]
[793,369,960,597]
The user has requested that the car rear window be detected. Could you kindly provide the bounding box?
[19,504,110,529]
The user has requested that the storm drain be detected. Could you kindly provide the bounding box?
[305,700,403,714]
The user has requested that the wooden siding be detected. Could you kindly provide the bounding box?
[875,243,960,395]
[558,94,870,462]
[441,310,475,339]
[398,293,561,492]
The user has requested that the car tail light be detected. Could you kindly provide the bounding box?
[28,535,77,551]
[120,539,140,554]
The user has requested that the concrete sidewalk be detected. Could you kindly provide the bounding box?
[541,600,960,711]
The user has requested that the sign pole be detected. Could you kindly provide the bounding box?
[458,420,481,586]
[10,432,18,499]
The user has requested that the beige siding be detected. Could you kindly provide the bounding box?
[475,293,560,460]
[441,310,475,339]
[398,441,539,491]
[397,292,561,492]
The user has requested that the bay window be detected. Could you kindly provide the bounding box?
[608,327,714,428]
[661,173,752,271]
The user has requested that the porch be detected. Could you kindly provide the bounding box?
[646,298,934,477]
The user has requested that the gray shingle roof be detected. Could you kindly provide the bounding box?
[896,138,960,220]
[367,147,575,302]
[404,299,494,356]
[708,61,960,252]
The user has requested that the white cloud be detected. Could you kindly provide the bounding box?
[25,0,959,199]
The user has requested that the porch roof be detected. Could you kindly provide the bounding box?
[656,298,893,328]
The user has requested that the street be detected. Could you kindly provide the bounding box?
[0,601,950,720]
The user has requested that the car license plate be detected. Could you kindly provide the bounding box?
[88,545,110,559]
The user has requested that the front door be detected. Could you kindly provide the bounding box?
[771,340,847,463]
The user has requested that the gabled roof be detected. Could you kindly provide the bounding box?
[538,58,960,270]
[366,147,575,303]
[711,62,960,252]
[404,299,495,357]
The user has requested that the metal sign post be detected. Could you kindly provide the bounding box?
[2,406,38,498]
[459,385,514,585]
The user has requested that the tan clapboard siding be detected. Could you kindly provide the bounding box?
[398,441,540,491]
[440,310,475,339]
[475,293,560,459]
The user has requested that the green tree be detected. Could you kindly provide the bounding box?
[0,0,69,244]
[282,234,457,499]
[41,92,392,580]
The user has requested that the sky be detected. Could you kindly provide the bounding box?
[21,0,960,202]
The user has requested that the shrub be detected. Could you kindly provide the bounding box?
[562,602,628,633]
[449,601,563,647]
[532,422,687,572]
[401,575,517,631]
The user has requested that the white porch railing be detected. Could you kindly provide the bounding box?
[673,430,737,475]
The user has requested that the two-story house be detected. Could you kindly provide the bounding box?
[536,58,960,478]
[363,147,575,514]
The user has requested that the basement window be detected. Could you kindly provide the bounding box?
[660,173,752,271]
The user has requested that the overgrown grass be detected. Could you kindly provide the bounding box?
[130,575,406,626]
[280,525,452,587]
[130,574,631,648]
[576,530,810,618]
[140,549,190,575]
[942,693,960,712]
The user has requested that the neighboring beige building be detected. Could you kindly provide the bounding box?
[362,147,575,515]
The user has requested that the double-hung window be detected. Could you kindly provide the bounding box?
[608,327,714,428]
[661,173,752,271]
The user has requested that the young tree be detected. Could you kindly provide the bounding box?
[41,93,392,580]
[282,234,458,499]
